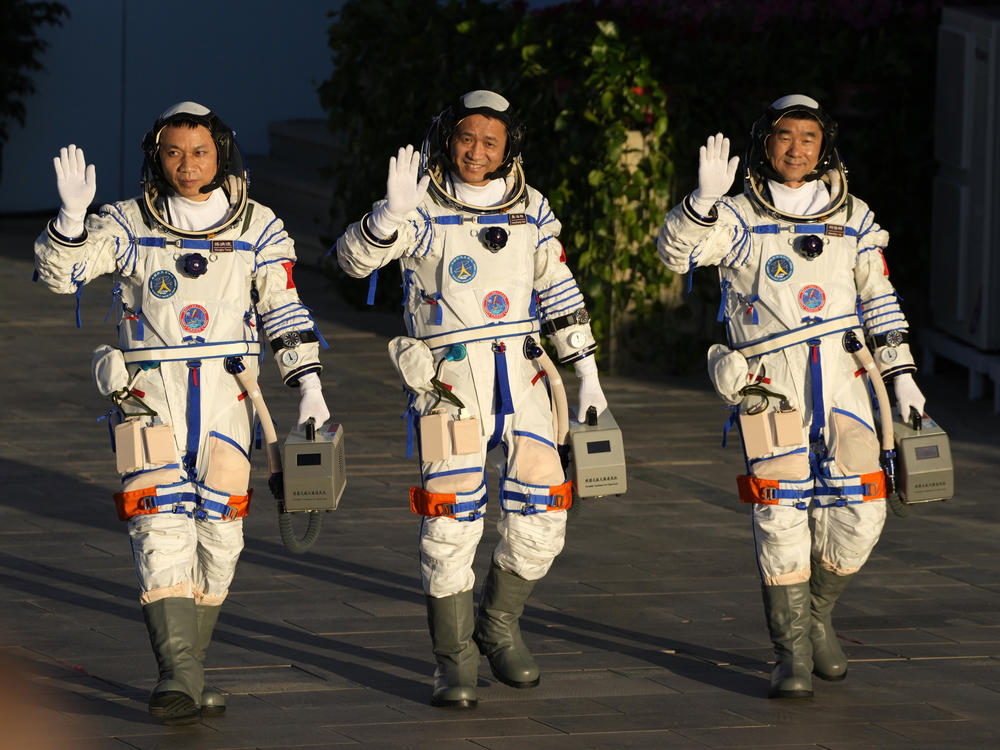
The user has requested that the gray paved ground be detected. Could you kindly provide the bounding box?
[1,214,999,749]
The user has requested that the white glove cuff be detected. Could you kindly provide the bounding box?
[368,202,405,240]
[54,207,86,239]
[688,189,719,217]
[298,371,322,393]
[573,355,598,378]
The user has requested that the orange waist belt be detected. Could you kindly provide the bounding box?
[114,486,251,522]
[738,470,886,507]
[409,486,487,521]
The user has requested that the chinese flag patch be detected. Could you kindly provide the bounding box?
[282,261,296,289]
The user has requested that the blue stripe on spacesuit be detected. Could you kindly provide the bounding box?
[367,268,379,305]
[255,217,286,250]
[410,207,435,258]
[209,430,250,458]
[512,430,555,449]
[258,301,314,338]
[184,362,201,480]
[425,467,482,481]
[538,279,584,318]
[749,446,809,468]
[121,464,182,482]
[830,407,874,432]
[856,209,879,238]
[104,204,140,275]
[531,198,555,228]
[256,256,295,267]
[720,204,752,267]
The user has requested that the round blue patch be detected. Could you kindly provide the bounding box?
[765,254,794,282]
[148,269,178,298]
[449,255,477,283]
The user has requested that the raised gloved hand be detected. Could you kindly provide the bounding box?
[573,355,608,423]
[53,144,96,238]
[367,144,430,239]
[297,371,330,428]
[893,372,926,422]
[689,133,739,217]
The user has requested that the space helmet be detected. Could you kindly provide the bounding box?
[140,101,248,236]
[420,90,527,213]
[744,94,848,222]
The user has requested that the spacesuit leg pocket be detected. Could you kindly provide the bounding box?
[204,432,251,495]
[829,408,880,475]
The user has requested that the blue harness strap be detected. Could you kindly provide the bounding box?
[366,268,379,305]
[807,340,826,444]
[493,342,515,416]
[184,361,202,479]
[137,237,254,251]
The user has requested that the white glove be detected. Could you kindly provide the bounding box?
[367,144,430,239]
[893,372,926,422]
[52,144,96,238]
[573,356,608,423]
[689,133,739,216]
[297,372,330,428]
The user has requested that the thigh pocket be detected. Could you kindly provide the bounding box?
[749,448,810,481]
[830,408,879,475]
[204,432,251,494]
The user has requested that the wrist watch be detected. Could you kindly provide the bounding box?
[542,308,590,334]
[271,330,319,353]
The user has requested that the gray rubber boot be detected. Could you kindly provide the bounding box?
[761,582,813,698]
[473,564,540,689]
[426,590,479,708]
[810,564,854,681]
[142,597,204,724]
[194,604,226,715]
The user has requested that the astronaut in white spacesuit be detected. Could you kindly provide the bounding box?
[34,102,330,724]
[337,90,607,708]
[657,95,927,699]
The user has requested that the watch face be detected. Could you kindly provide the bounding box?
[574,308,591,325]
[880,347,899,364]
[568,331,587,349]
[281,349,300,366]
[885,330,903,347]
[282,331,302,349]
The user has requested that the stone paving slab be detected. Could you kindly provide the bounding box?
[2,215,1000,748]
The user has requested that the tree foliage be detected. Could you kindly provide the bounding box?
[319,0,962,373]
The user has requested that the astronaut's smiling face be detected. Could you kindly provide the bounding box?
[766,115,822,188]
[449,114,507,186]
[158,124,218,200]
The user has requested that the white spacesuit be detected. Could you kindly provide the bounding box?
[337,90,606,708]
[34,102,329,724]
[656,95,926,699]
